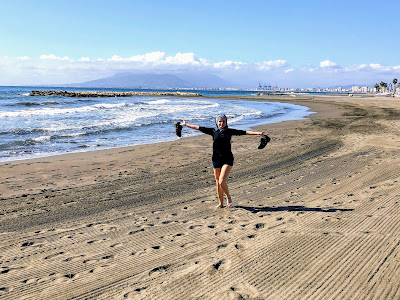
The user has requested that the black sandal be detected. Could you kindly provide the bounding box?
[174,122,183,137]
[258,135,270,149]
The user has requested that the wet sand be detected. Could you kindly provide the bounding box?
[1,95,400,299]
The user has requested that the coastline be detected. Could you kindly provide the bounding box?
[1,95,400,299]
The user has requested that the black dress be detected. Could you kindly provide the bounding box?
[199,126,246,163]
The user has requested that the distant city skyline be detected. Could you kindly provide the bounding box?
[1,0,399,88]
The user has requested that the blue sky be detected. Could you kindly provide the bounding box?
[1,0,399,88]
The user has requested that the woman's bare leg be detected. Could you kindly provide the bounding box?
[213,168,224,207]
[219,165,233,207]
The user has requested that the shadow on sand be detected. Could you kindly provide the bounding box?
[235,205,353,213]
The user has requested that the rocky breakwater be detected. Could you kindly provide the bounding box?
[29,90,202,97]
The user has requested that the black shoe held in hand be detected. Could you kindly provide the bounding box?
[258,135,270,149]
[174,122,183,137]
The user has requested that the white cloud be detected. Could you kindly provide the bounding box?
[1,52,400,87]
[40,54,71,61]
[319,60,337,68]
[108,52,166,63]
[368,63,394,72]
[141,51,166,62]
[306,67,318,72]
[369,63,382,69]
[106,52,203,65]
[164,52,199,65]
[108,55,125,62]
[213,60,245,69]
[256,60,287,70]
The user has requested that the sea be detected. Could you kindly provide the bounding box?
[0,86,314,162]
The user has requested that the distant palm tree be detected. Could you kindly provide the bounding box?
[393,78,398,93]
[380,81,387,93]
[374,83,380,92]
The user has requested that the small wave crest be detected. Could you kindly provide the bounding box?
[0,102,135,118]
[145,99,171,105]
[7,100,60,107]
[0,136,52,150]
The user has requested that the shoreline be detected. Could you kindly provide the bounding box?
[1,95,400,299]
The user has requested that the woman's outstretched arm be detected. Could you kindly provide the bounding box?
[181,121,200,130]
[246,130,267,138]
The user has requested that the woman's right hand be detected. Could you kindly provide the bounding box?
[181,120,186,126]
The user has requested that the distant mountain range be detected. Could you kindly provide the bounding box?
[66,72,234,89]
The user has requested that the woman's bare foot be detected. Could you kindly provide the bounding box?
[216,204,223,208]
[226,199,233,208]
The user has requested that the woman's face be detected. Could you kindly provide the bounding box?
[217,118,227,128]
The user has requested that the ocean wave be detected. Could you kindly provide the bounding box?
[33,136,52,142]
[10,97,100,107]
[0,102,136,118]
[145,99,171,105]
[5,100,61,107]
[58,132,86,138]
[0,128,50,135]
[0,137,48,150]
[0,99,220,119]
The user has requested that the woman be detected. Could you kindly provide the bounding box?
[181,114,268,208]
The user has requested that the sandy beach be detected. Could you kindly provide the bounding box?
[1,95,400,299]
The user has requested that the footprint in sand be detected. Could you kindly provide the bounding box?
[21,278,40,284]
[148,264,170,276]
[1,266,25,274]
[132,246,163,257]
[64,255,85,262]
[189,224,202,230]
[21,241,35,247]
[43,251,64,260]
[216,243,228,251]
[180,241,195,248]
[129,228,145,235]
[234,243,246,250]
[224,282,261,299]
[122,286,148,298]
[86,239,107,244]
[0,287,13,293]
[169,232,186,242]
[254,223,265,230]
[207,259,232,275]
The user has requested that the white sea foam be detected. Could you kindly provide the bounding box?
[0,102,133,118]
[33,136,51,142]
[146,99,171,105]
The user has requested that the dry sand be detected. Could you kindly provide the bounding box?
[1,95,400,299]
